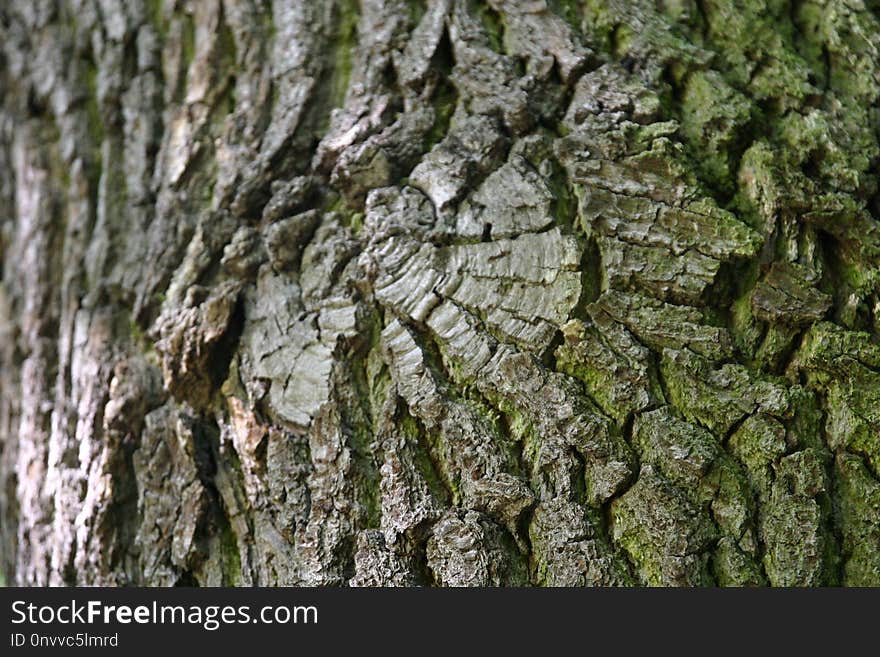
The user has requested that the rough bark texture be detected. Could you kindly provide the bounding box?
[1,0,879,587]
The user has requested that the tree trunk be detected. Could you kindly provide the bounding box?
[1,0,879,587]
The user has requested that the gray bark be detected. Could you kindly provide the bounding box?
[1,0,879,586]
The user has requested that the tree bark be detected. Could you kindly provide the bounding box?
[1,0,879,587]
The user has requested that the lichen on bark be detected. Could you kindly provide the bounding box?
[1,0,879,587]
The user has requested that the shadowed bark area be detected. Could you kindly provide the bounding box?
[1,0,879,586]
